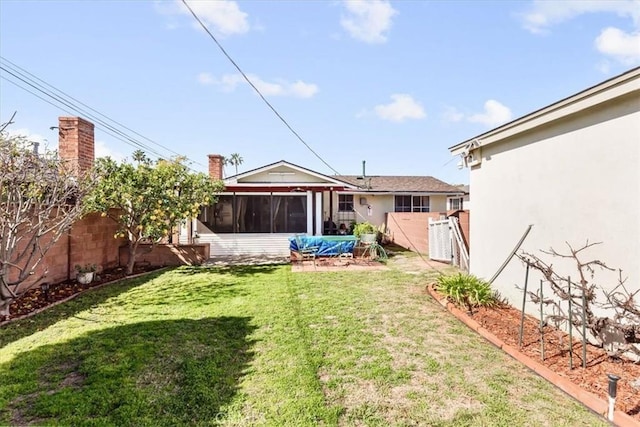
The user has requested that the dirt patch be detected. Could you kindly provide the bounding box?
[291,257,389,272]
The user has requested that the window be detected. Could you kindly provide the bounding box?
[412,196,430,212]
[448,197,463,210]
[199,194,307,233]
[338,194,354,212]
[394,195,430,212]
[394,195,412,212]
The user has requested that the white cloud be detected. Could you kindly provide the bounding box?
[373,94,426,122]
[161,0,249,37]
[468,100,513,127]
[520,0,640,65]
[595,27,640,64]
[341,0,397,44]
[520,0,640,34]
[7,128,48,146]
[198,72,319,98]
[442,106,464,123]
[197,72,214,85]
[95,140,125,162]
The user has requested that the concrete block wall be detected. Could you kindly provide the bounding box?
[119,244,210,267]
[385,212,446,254]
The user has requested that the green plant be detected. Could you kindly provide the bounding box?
[75,263,97,273]
[436,273,499,312]
[353,221,378,238]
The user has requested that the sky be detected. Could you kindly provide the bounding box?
[1,0,639,185]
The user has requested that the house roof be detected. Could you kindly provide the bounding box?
[449,66,640,155]
[336,175,463,194]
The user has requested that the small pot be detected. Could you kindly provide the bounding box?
[77,272,94,285]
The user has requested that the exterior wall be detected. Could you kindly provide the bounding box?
[469,92,639,319]
[192,233,293,257]
[243,168,326,183]
[119,244,209,266]
[385,212,446,254]
[12,212,125,292]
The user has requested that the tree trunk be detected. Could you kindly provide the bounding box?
[126,240,139,275]
[0,277,15,318]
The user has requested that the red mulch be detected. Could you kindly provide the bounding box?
[470,303,640,420]
[1,265,162,323]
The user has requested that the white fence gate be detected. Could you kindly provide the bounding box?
[428,217,469,271]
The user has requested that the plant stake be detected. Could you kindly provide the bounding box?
[519,261,530,348]
[568,276,573,370]
[539,279,545,361]
[581,286,587,368]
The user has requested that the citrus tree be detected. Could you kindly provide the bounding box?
[0,132,92,317]
[86,150,223,275]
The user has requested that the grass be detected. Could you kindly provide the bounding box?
[0,261,607,426]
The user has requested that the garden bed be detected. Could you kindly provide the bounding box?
[1,265,164,324]
[429,286,640,422]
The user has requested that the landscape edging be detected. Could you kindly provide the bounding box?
[0,267,170,327]
[425,284,639,427]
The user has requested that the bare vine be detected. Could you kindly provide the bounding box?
[521,241,639,361]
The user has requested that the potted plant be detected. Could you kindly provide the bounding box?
[75,263,97,285]
[353,221,378,244]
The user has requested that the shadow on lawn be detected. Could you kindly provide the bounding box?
[1,316,257,426]
[176,264,286,277]
[0,269,169,348]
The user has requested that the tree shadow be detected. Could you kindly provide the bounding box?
[175,264,286,277]
[0,316,256,426]
[0,270,169,347]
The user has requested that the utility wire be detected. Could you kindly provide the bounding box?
[1,64,166,160]
[1,56,200,166]
[0,57,207,169]
[2,75,163,159]
[180,0,341,176]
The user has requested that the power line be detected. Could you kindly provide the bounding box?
[180,0,341,176]
[2,75,163,159]
[0,57,207,169]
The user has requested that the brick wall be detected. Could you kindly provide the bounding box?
[208,154,224,180]
[385,212,446,254]
[58,116,95,176]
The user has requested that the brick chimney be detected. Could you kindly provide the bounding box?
[208,154,224,180]
[58,116,95,176]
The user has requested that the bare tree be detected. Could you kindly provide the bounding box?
[523,241,639,360]
[0,132,92,317]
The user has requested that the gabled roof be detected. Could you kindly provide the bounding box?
[336,175,463,194]
[449,66,640,155]
[224,160,358,189]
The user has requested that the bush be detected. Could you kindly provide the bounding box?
[436,273,499,312]
[353,221,378,238]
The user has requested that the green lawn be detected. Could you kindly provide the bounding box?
[0,261,606,426]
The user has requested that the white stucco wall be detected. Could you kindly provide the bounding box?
[469,92,639,320]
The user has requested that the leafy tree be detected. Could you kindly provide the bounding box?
[225,153,243,176]
[0,132,92,317]
[86,150,223,275]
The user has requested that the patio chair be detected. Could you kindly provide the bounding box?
[294,234,320,264]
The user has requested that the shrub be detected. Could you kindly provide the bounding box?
[436,273,499,312]
[353,221,378,238]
